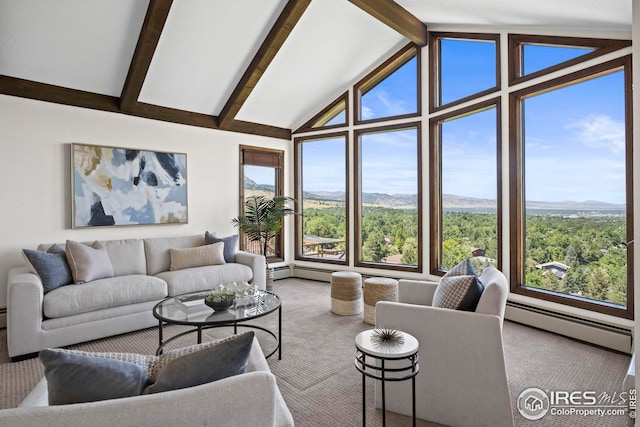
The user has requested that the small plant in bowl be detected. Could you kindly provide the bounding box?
[205,288,236,312]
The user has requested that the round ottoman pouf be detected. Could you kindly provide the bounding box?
[363,277,399,325]
[331,271,363,315]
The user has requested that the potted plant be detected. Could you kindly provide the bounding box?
[232,195,299,287]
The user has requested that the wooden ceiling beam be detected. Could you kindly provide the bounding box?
[218,0,311,128]
[348,0,427,46]
[120,0,173,113]
[0,76,120,112]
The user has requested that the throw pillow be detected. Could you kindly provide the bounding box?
[432,258,484,311]
[144,331,254,394]
[169,242,225,271]
[22,244,73,293]
[205,231,239,263]
[65,240,115,284]
[39,348,151,405]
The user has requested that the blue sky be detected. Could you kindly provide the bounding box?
[247,42,626,204]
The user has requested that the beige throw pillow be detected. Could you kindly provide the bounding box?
[170,242,225,271]
[65,240,115,284]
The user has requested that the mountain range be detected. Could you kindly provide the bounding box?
[244,177,625,210]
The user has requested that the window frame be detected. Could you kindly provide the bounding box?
[429,32,501,113]
[354,43,421,125]
[354,122,423,272]
[508,55,634,319]
[239,145,285,261]
[429,97,503,276]
[295,92,349,133]
[294,131,350,265]
[508,34,631,87]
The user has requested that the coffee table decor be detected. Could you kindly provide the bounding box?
[204,288,236,312]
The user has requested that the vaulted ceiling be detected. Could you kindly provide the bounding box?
[0,0,632,140]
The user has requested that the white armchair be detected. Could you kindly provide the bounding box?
[375,267,513,427]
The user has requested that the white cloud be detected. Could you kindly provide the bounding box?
[565,114,625,153]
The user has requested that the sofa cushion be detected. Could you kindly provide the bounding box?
[433,258,484,311]
[170,242,225,271]
[144,331,254,394]
[40,348,151,405]
[65,240,114,284]
[205,231,239,263]
[156,264,253,296]
[98,239,147,276]
[22,244,73,293]
[144,234,204,276]
[43,275,168,318]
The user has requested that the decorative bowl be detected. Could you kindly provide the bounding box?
[204,298,235,312]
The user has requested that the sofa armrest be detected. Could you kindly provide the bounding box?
[398,279,438,306]
[234,251,266,290]
[7,267,45,358]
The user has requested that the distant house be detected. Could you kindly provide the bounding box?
[535,261,570,279]
[471,247,485,257]
[383,254,403,264]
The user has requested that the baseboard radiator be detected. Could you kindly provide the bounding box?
[287,265,632,353]
[506,301,632,354]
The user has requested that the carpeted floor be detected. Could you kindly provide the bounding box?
[0,278,634,426]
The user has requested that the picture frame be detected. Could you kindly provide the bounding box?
[71,143,188,228]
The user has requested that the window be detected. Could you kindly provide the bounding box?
[355,124,421,271]
[239,146,284,260]
[295,133,348,264]
[508,34,630,86]
[296,93,348,133]
[430,33,500,112]
[510,57,633,318]
[355,44,419,124]
[430,99,501,275]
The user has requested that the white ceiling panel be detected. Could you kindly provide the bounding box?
[396,0,631,30]
[235,0,406,129]
[138,0,286,115]
[0,0,148,96]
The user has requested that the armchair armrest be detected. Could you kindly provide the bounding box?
[7,267,45,358]
[234,251,266,290]
[398,279,438,305]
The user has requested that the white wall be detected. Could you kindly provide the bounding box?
[0,95,289,308]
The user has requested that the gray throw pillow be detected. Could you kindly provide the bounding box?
[205,231,239,263]
[22,244,73,293]
[39,348,151,405]
[65,240,115,284]
[144,331,254,394]
[433,258,484,311]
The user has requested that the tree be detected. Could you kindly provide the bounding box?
[402,237,418,266]
[362,229,389,262]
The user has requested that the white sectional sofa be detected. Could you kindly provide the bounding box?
[7,234,266,360]
[0,338,294,427]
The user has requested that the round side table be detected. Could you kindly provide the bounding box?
[355,329,419,427]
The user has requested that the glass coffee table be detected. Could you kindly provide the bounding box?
[152,289,281,359]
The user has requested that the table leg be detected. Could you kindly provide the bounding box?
[412,373,416,427]
[381,359,386,427]
[362,353,366,427]
[197,326,202,344]
[278,305,282,360]
[157,320,163,354]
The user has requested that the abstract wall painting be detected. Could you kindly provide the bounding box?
[72,143,188,228]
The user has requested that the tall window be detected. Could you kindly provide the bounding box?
[510,57,633,318]
[239,146,284,260]
[430,100,501,275]
[295,133,348,264]
[355,124,421,271]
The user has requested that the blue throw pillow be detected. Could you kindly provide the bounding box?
[205,231,239,263]
[22,244,73,293]
[39,348,151,405]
